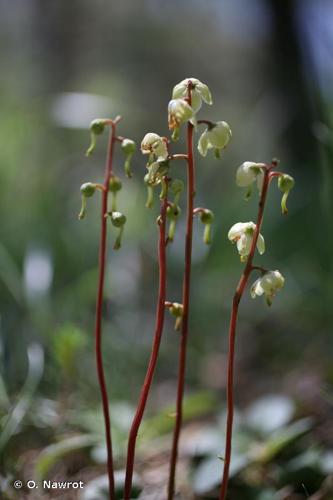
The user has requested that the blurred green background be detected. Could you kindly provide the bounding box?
[1,1,333,498]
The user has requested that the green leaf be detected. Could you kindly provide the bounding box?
[253,417,313,463]
[0,344,44,454]
[34,434,98,480]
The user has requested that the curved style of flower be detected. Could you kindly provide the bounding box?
[228,221,265,260]
[251,270,285,306]
[172,77,213,112]
[198,121,232,157]
[141,133,168,161]
[278,173,295,214]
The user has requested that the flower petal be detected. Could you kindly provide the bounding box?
[236,162,257,187]
[198,131,209,157]
[256,233,265,255]
[196,81,213,105]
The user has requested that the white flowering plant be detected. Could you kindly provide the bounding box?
[76,78,294,500]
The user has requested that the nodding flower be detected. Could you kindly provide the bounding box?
[236,161,264,188]
[198,121,232,158]
[251,270,285,306]
[172,77,213,113]
[167,99,194,130]
[141,133,169,161]
[228,221,265,261]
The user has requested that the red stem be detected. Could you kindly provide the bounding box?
[219,167,271,500]
[123,194,168,500]
[167,86,195,500]
[95,123,117,500]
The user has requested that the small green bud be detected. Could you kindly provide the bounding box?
[86,119,107,157]
[168,302,183,318]
[278,174,295,193]
[110,211,126,228]
[108,211,126,250]
[109,176,122,193]
[200,209,214,225]
[121,138,136,178]
[167,204,181,220]
[121,138,136,155]
[278,174,295,215]
[90,119,106,135]
[199,209,214,245]
[78,182,97,219]
[80,182,96,197]
[166,302,183,331]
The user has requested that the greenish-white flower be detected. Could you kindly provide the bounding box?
[251,270,285,306]
[198,121,232,157]
[168,99,195,130]
[172,77,213,113]
[146,159,169,186]
[141,133,168,160]
[228,221,265,260]
[236,162,264,187]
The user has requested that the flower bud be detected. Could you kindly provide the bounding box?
[86,119,107,156]
[90,119,106,135]
[199,209,214,245]
[199,209,214,225]
[121,138,136,178]
[121,138,136,155]
[78,182,97,220]
[167,204,181,242]
[278,174,295,193]
[80,182,96,197]
[110,211,126,228]
[108,211,127,250]
[109,175,122,193]
[168,99,194,130]
[278,174,295,214]
[166,301,184,331]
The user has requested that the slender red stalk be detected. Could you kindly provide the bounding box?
[167,85,195,500]
[219,166,272,500]
[123,193,168,500]
[95,121,119,500]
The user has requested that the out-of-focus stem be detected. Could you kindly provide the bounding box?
[95,122,120,500]
[123,191,168,500]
